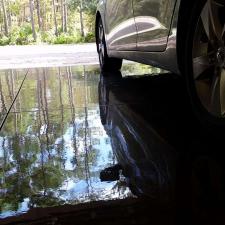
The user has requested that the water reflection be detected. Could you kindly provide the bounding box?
[1,64,224,224]
[1,66,142,219]
[0,69,28,127]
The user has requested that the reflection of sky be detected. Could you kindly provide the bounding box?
[0,199,30,219]
[0,137,3,158]
[0,107,130,219]
[54,108,116,172]
[54,108,122,202]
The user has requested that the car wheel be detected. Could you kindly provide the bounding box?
[182,0,225,133]
[96,18,122,72]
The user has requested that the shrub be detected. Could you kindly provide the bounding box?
[0,25,96,46]
[53,33,75,44]
[0,36,10,46]
[51,32,85,44]
[41,31,56,43]
[8,23,35,45]
[84,32,95,43]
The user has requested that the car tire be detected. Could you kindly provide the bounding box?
[96,18,123,73]
[180,0,225,134]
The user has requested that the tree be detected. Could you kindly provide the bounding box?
[36,0,42,30]
[52,0,58,36]
[60,0,65,32]
[0,0,97,45]
[79,0,84,37]
[6,1,12,28]
[63,0,68,32]
[29,0,37,41]
[68,0,98,37]
[1,0,8,36]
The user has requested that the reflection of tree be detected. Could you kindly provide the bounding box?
[111,180,129,198]
[0,138,6,196]
[134,0,173,26]
[107,0,134,30]
[84,65,92,197]
[43,68,51,156]
[36,68,47,199]
[67,67,78,166]
[15,70,22,129]
[0,67,120,217]
[57,68,65,166]
[11,70,18,134]
[0,76,7,114]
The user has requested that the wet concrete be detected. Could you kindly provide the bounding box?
[0,64,225,225]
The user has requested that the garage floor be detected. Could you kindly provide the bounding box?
[0,62,225,225]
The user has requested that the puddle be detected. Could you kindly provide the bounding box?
[0,69,28,127]
[0,63,159,219]
[0,63,225,224]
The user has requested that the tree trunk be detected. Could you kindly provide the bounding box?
[36,0,42,30]
[7,1,12,29]
[23,4,26,24]
[1,0,8,36]
[79,0,84,37]
[0,7,2,33]
[29,0,37,41]
[42,1,46,31]
[5,1,12,30]
[61,0,65,32]
[64,1,67,32]
[52,0,58,36]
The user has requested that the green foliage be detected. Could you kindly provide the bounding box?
[8,24,35,45]
[40,30,95,44]
[84,32,95,43]
[0,27,95,45]
[8,0,22,16]
[68,0,98,14]
[0,23,37,46]
[53,32,84,44]
[0,35,10,46]
[0,0,97,46]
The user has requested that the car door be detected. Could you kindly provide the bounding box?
[105,0,137,51]
[133,0,177,52]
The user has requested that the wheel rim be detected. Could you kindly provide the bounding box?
[192,0,225,118]
[98,23,105,67]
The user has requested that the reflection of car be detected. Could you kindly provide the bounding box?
[98,71,176,201]
[96,0,225,129]
[99,71,225,219]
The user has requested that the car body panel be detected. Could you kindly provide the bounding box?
[104,0,137,51]
[108,0,180,74]
[133,0,177,52]
[96,0,181,74]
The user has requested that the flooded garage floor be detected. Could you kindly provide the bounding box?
[0,64,225,225]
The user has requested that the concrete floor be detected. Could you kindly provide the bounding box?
[0,47,225,224]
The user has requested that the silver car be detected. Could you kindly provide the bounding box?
[95,0,225,130]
